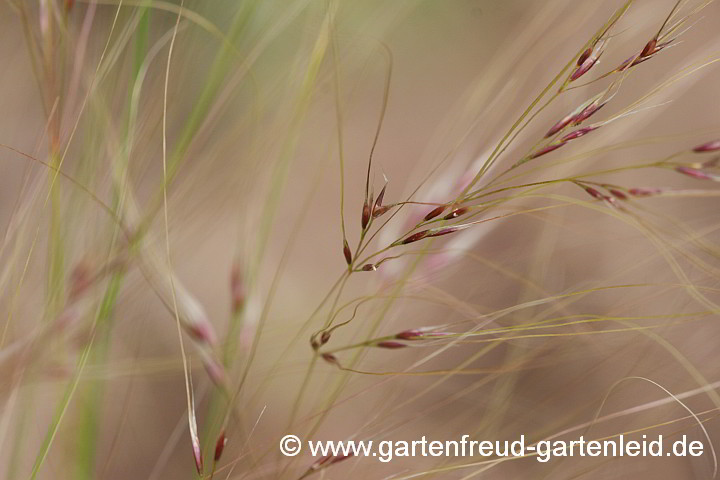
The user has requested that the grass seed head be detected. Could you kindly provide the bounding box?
[374,184,387,212]
[693,140,720,153]
[608,188,628,200]
[675,166,714,180]
[376,341,407,349]
[530,142,567,159]
[343,239,352,265]
[424,205,446,221]
[443,207,468,220]
[577,47,593,66]
[641,38,658,58]
[321,353,339,365]
[214,431,227,462]
[361,264,377,271]
[629,187,663,197]
[584,186,605,200]
[372,205,391,218]
[400,230,430,245]
[561,125,598,142]
[362,201,371,230]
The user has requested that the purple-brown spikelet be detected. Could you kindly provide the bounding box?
[693,140,720,153]
[343,239,352,265]
[545,114,576,138]
[424,205,446,221]
[573,102,604,124]
[569,39,606,82]
[396,327,451,340]
[427,226,462,238]
[374,184,387,213]
[321,353,339,365]
[188,322,216,346]
[443,207,468,220]
[561,126,598,142]
[640,38,657,58]
[608,188,628,200]
[530,142,567,159]
[396,329,424,340]
[310,454,353,472]
[571,58,598,81]
[577,47,592,66]
[399,230,430,245]
[372,205,390,218]
[584,186,605,200]
[214,431,227,462]
[376,341,407,349]
[361,263,377,271]
[629,187,663,197]
[675,166,714,180]
[320,330,331,345]
[361,201,371,229]
[191,443,204,475]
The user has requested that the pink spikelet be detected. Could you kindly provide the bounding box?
[693,140,720,153]
[424,205,446,221]
[530,142,567,159]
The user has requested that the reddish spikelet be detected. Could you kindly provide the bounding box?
[311,454,353,471]
[424,205,446,221]
[641,38,657,58]
[693,140,720,153]
[427,226,462,238]
[629,187,663,197]
[191,442,204,475]
[361,264,377,271]
[396,329,424,340]
[570,57,598,81]
[321,353,339,365]
[374,184,387,212]
[396,327,452,340]
[372,205,390,218]
[675,166,713,180]
[188,323,216,345]
[214,431,227,462]
[443,207,468,220]
[376,341,407,349]
[320,331,331,345]
[545,113,576,138]
[577,47,593,66]
[608,189,628,200]
[573,102,604,124]
[530,142,567,159]
[230,264,245,313]
[603,195,619,208]
[584,186,605,200]
[400,230,430,245]
[342,240,352,265]
[561,126,598,142]
[361,201,371,229]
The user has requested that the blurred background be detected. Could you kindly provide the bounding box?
[1,0,720,478]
